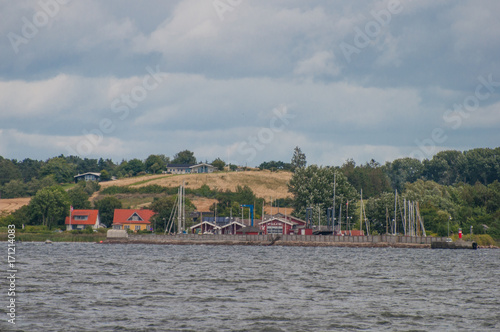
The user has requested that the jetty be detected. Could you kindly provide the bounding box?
[106,230,454,248]
[431,240,477,250]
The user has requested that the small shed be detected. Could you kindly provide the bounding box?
[190,221,221,234]
[220,221,245,235]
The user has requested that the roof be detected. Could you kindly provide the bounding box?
[259,217,297,226]
[74,172,101,178]
[112,209,155,225]
[167,163,216,169]
[65,209,99,225]
[190,221,221,230]
[220,221,245,229]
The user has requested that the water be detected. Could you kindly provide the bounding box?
[2,242,499,331]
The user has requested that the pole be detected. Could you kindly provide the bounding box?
[333,173,336,233]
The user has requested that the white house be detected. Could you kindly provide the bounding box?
[166,163,216,174]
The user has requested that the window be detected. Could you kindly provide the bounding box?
[135,225,141,231]
[124,225,130,230]
[127,213,143,222]
[267,226,283,234]
[74,215,88,221]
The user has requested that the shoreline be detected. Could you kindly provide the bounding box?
[102,238,498,249]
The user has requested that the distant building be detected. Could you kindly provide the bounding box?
[74,172,101,183]
[65,209,101,231]
[112,209,156,232]
[259,215,307,235]
[190,221,221,234]
[166,163,216,174]
[220,221,245,235]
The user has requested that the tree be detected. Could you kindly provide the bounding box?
[125,159,145,176]
[259,160,292,171]
[172,150,196,164]
[0,157,22,186]
[288,165,358,225]
[39,157,76,183]
[29,186,70,227]
[94,196,123,227]
[100,169,111,181]
[211,158,226,171]
[149,196,179,232]
[145,154,166,174]
[1,179,26,198]
[383,157,424,191]
[341,159,391,198]
[291,146,307,171]
[68,187,91,209]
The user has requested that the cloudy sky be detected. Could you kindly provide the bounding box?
[1,0,499,167]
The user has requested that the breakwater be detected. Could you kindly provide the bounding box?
[106,232,452,248]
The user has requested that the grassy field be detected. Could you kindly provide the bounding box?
[109,170,292,199]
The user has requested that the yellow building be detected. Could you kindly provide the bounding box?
[112,209,155,232]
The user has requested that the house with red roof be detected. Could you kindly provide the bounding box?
[112,209,156,232]
[65,209,101,231]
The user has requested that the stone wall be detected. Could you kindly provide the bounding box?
[120,233,448,244]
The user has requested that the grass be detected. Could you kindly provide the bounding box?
[128,175,172,186]
[450,233,498,246]
[0,232,106,242]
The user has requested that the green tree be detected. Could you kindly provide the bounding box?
[1,179,26,198]
[145,154,166,174]
[68,187,91,209]
[100,169,111,181]
[291,146,307,171]
[172,150,196,164]
[0,157,22,186]
[288,165,358,225]
[29,186,70,227]
[94,196,123,227]
[383,157,424,191]
[39,157,76,183]
[149,196,180,232]
[211,158,225,171]
[125,159,145,176]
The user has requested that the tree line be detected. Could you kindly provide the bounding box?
[0,150,231,199]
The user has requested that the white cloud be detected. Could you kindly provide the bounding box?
[294,51,341,78]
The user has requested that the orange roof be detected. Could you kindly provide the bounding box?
[65,209,99,225]
[112,209,155,225]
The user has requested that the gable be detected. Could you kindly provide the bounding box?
[127,212,144,222]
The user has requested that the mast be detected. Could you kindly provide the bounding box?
[394,189,397,235]
[403,197,407,236]
[360,189,363,234]
[333,172,336,233]
[339,197,342,234]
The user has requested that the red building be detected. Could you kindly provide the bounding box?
[190,221,220,234]
[220,221,245,235]
[259,217,297,235]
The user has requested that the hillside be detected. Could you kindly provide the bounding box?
[0,171,293,216]
[102,170,292,199]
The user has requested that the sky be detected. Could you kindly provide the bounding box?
[1,0,499,167]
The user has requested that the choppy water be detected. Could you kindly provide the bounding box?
[2,242,499,331]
